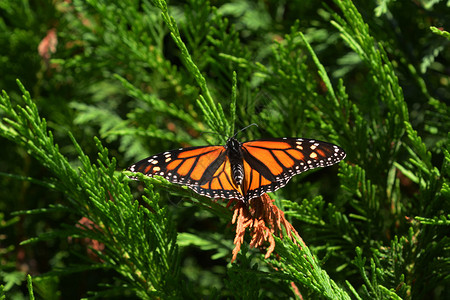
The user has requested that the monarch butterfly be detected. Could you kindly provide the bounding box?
[127,135,346,204]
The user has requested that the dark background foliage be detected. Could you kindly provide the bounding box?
[0,0,448,299]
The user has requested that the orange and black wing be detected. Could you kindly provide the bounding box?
[127,145,244,200]
[240,138,346,200]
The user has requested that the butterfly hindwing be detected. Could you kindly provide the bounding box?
[240,138,346,199]
[188,155,244,201]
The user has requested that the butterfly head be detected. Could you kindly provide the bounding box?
[226,123,258,154]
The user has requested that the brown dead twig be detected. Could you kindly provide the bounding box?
[230,193,305,263]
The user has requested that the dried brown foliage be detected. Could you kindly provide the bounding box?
[71,217,105,262]
[230,194,304,263]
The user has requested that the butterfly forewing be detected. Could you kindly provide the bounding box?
[241,138,346,200]
[128,145,224,184]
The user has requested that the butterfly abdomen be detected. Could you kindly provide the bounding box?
[231,160,244,185]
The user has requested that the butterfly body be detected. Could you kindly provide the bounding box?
[128,137,346,204]
[226,137,245,186]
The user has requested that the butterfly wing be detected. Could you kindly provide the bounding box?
[127,145,244,200]
[240,138,346,200]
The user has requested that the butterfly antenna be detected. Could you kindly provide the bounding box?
[232,123,258,139]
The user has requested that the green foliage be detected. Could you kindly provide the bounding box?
[1,0,448,299]
[1,81,181,298]
[26,275,34,300]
